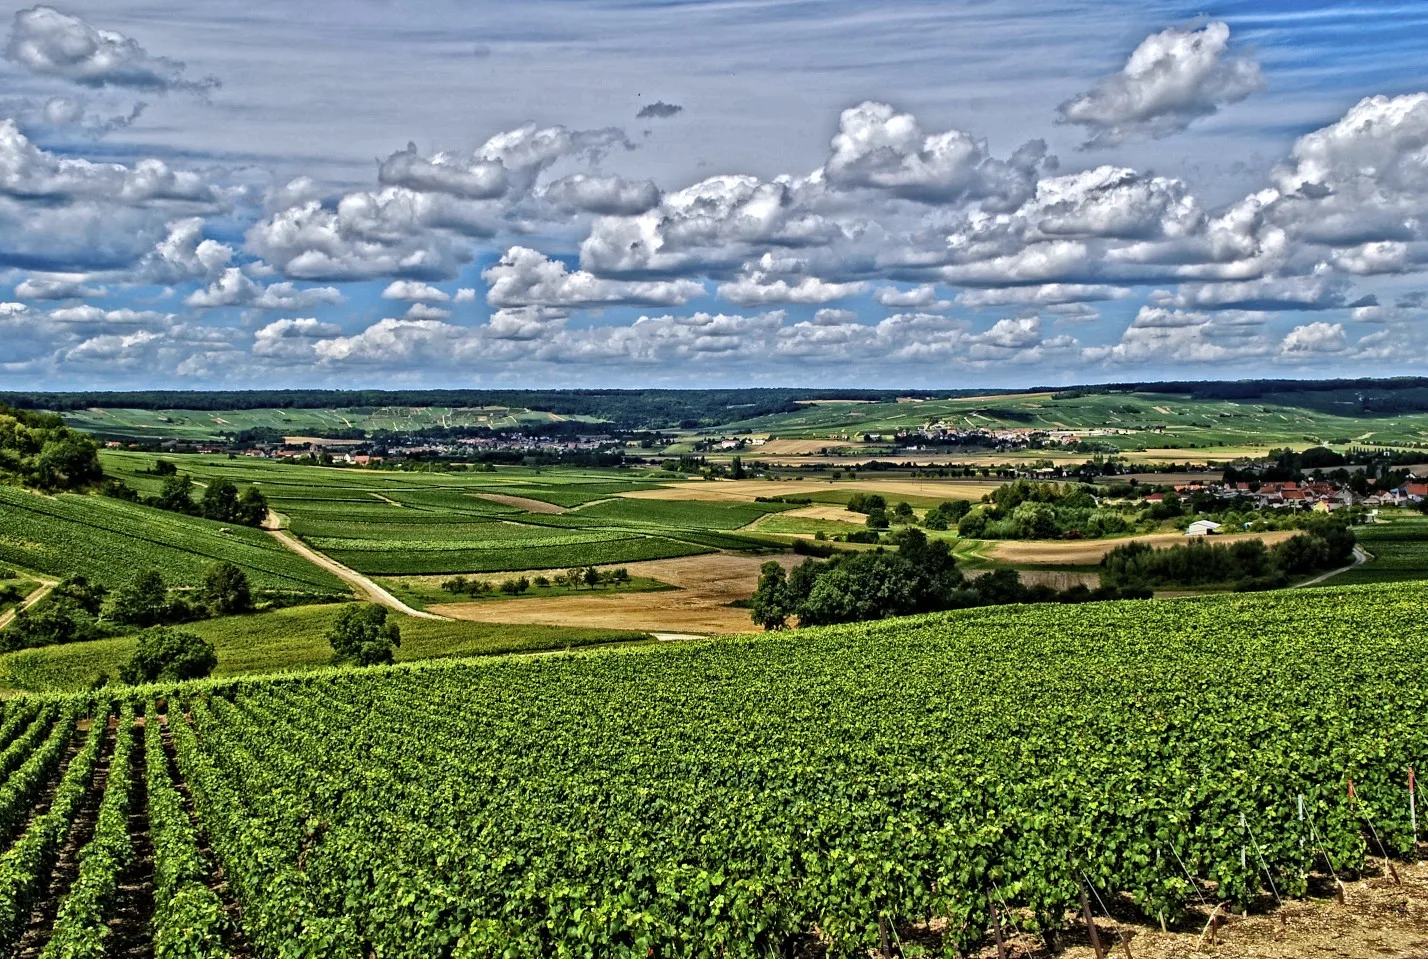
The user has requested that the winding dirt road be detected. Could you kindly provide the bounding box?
[263,518,447,620]
[0,578,58,630]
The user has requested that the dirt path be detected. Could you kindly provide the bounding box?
[1294,545,1369,588]
[432,553,799,634]
[264,523,447,621]
[0,578,59,631]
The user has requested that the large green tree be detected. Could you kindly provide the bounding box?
[327,603,402,666]
[119,627,218,684]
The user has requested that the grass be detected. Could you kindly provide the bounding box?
[377,575,677,610]
[0,603,653,694]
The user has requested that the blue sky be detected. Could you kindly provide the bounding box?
[4,0,1428,389]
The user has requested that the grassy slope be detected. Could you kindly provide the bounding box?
[722,391,1428,449]
[0,486,344,592]
[63,405,605,441]
[0,603,652,694]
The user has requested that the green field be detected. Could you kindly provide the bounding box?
[0,603,651,693]
[0,486,343,593]
[60,405,605,441]
[723,390,1428,451]
[1,578,1413,956]
[1327,513,1428,585]
[96,452,785,575]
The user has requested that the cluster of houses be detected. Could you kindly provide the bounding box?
[1147,477,1428,517]
[104,432,628,464]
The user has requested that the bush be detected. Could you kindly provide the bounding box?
[326,603,402,666]
[119,627,218,684]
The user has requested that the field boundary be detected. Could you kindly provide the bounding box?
[0,577,59,631]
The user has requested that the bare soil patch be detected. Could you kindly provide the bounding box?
[960,856,1428,959]
[987,531,1297,566]
[778,505,870,523]
[473,492,566,514]
[433,553,799,634]
[752,439,877,455]
[619,478,1002,504]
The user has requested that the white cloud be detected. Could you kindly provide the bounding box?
[1057,21,1262,147]
[874,285,951,311]
[381,280,450,303]
[1280,321,1348,356]
[484,246,703,309]
[823,101,1049,209]
[184,268,342,310]
[14,273,104,299]
[5,5,219,93]
[543,173,661,216]
[1090,306,1271,364]
[453,287,477,303]
[252,317,342,358]
[404,303,451,320]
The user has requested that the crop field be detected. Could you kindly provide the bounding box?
[0,486,343,592]
[0,580,1422,955]
[721,390,1428,450]
[0,603,651,694]
[1329,514,1428,585]
[61,405,603,441]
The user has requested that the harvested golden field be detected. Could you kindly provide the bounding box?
[618,478,1003,503]
[750,439,876,455]
[986,530,1297,565]
[432,553,798,634]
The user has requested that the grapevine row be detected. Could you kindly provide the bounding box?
[0,709,74,851]
[40,705,136,959]
[0,704,56,782]
[144,704,231,958]
[0,708,98,950]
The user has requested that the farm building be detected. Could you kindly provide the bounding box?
[1185,520,1222,536]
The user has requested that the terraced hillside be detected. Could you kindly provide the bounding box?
[0,580,1423,955]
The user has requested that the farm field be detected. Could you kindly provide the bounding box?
[615,476,1003,505]
[1326,514,1428,586]
[60,404,603,441]
[0,581,1422,954]
[431,553,801,634]
[0,603,651,694]
[379,573,676,611]
[982,529,1299,566]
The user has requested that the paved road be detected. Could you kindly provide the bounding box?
[0,578,59,630]
[263,518,447,620]
[1293,546,1369,588]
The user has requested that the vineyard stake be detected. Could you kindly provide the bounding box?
[1410,767,1418,846]
[1305,809,1346,905]
[1351,777,1402,885]
[878,915,892,959]
[986,891,1008,959]
[1083,874,1134,959]
[1078,885,1105,959]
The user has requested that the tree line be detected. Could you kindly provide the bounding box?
[0,403,102,491]
[750,528,1147,629]
[1100,519,1357,591]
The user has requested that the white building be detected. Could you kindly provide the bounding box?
[1185,520,1222,536]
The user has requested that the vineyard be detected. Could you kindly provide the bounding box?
[0,487,343,592]
[0,580,1423,955]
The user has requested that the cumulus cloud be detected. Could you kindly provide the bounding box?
[381,280,450,303]
[252,317,342,358]
[874,285,951,311]
[184,268,342,310]
[1090,306,1271,364]
[823,100,1051,208]
[484,246,704,310]
[543,174,661,216]
[1057,21,1262,147]
[6,6,219,94]
[636,101,683,119]
[1280,321,1348,356]
[718,254,866,305]
[404,302,451,320]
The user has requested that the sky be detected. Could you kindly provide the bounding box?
[5,1,1428,390]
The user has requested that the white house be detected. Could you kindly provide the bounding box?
[1185,520,1222,536]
